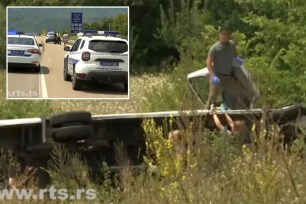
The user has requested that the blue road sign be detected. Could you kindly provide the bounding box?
[71,12,83,34]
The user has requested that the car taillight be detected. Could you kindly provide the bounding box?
[82,52,90,61]
[28,49,41,55]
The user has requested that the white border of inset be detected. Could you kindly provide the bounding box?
[6,6,129,100]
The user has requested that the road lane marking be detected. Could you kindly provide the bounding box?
[40,67,48,99]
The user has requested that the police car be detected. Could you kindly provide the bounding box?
[63,30,128,91]
[7,30,42,72]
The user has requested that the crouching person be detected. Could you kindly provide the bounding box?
[168,129,189,168]
[168,130,188,154]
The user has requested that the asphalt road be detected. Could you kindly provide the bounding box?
[7,36,128,99]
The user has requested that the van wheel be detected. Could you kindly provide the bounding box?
[52,125,94,142]
[50,111,92,127]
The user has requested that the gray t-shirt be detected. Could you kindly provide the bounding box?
[209,40,236,75]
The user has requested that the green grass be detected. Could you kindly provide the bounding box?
[0,70,5,98]
[68,35,78,41]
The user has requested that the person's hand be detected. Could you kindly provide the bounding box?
[221,103,227,113]
[236,56,244,65]
[211,75,220,85]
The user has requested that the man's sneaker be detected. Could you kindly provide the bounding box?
[209,103,216,114]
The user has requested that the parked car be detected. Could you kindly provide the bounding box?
[45,31,55,43]
[7,33,43,72]
[63,30,128,91]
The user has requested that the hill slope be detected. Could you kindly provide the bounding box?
[8,7,127,33]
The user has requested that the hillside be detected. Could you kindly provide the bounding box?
[7,7,127,33]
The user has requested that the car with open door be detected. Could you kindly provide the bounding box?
[187,60,260,110]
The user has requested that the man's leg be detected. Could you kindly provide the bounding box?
[206,82,221,110]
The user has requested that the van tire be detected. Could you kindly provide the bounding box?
[52,125,94,142]
[50,111,92,127]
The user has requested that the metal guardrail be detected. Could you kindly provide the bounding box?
[0,109,263,127]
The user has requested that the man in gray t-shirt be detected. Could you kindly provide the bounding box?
[206,28,244,112]
[209,39,236,76]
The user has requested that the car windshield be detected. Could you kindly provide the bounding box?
[189,76,211,104]
[88,40,128,53]
[8,37,35,45]
[47,32,54,36]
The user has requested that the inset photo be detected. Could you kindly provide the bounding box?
[7,6,129,99]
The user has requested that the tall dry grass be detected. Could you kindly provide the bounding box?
[1,114,306,204]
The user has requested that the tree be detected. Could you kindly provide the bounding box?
[0,6,6,69]
[112,13,128,37]
[232,0,306,107]
[155,0,306,108]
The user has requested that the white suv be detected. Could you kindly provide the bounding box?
[63,31,128,91]
[7,33,42,72]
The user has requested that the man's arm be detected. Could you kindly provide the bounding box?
[224,112,234,129]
